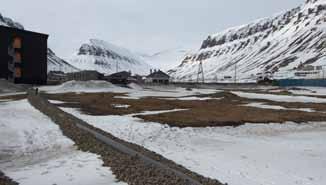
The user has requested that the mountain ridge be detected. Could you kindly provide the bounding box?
[68,39,151,75]
[169,0,326,82]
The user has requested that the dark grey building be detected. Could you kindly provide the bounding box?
[66,70,104,81]
[105,71,132,84]
[0,25,48,84]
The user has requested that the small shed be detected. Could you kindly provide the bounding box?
[146,70,170,84]
[105,71,132,84]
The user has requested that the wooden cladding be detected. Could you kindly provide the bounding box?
[15,68,22,78]
[13,37,22,49]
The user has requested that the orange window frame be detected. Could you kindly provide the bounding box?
[15,68,22,78]
[15,52,21,63]
[13,37,22,49]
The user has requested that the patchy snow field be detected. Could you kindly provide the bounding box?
[0,100,125,185]
[0,92,26,97]
[288,87,326,96]
[62,107,326,185]
[40,80,219,99]
[162,97,222,101]
[243,102,316,112]
[232,91,326,103]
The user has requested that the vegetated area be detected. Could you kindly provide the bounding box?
[0,94,26,101]
[45,88,326,127]
[3,82,326,185]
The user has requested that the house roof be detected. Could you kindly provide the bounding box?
[108,71,131,78]
[147,70,170,79]
[0,25,49,38]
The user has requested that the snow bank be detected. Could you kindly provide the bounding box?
[112,104,130,109]
[127,83,143,90]
[232,91,326,103]
[0,100,73,159]
[0,92,26,97]
[4,150,125,185]
[0,100,125,185]
[243,102,315,112]
[288,87,326,96]
[41,80,220,100]
[62,107,326,185]
[40,80,125,93]
[163,97,222,101]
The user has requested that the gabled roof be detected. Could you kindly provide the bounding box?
[108,71,131,78]
[147,70,170,78]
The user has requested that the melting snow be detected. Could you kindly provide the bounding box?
[62,107,326,185]
[232,91,326,103]
[243,102,316,112]
[40,80,220,99]
[0,100,125,185]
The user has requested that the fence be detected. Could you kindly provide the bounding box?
[277,79,326,87]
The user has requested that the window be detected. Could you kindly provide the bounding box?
[14,52,21,63]
[13,37,22,49]
[15,68,22,78]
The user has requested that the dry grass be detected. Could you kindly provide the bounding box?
[0,94,27,101]
[45,91,326,128]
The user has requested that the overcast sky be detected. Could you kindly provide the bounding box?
[1,0,303,60]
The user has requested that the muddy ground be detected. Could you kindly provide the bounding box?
[45,88,326,127]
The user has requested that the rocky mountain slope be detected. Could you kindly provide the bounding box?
[0,13,79,73]
[47,49,79,73]
[169,0,326,82]
[68,39,151,75]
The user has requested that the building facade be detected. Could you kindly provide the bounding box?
[66,70,104,81]
[105,71,132,84]
[145,70,170,84]
[0,26,48,84]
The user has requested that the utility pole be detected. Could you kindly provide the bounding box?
[197,61,205,83]
[234,63,237,84]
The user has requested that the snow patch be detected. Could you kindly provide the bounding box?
[61,106,326,185]
[233,91,326,103]
[0,100,125,185]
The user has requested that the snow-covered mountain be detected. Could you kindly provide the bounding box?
[140,48,190,71]
[0,13,79,73]
[0,13,24,29]
[169,0,326,82]
[68,39,151,75]
[47,49,79,73]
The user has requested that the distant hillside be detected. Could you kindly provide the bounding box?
[47,49,79,73]
[169,0,326,82]
[68,39,151,75]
